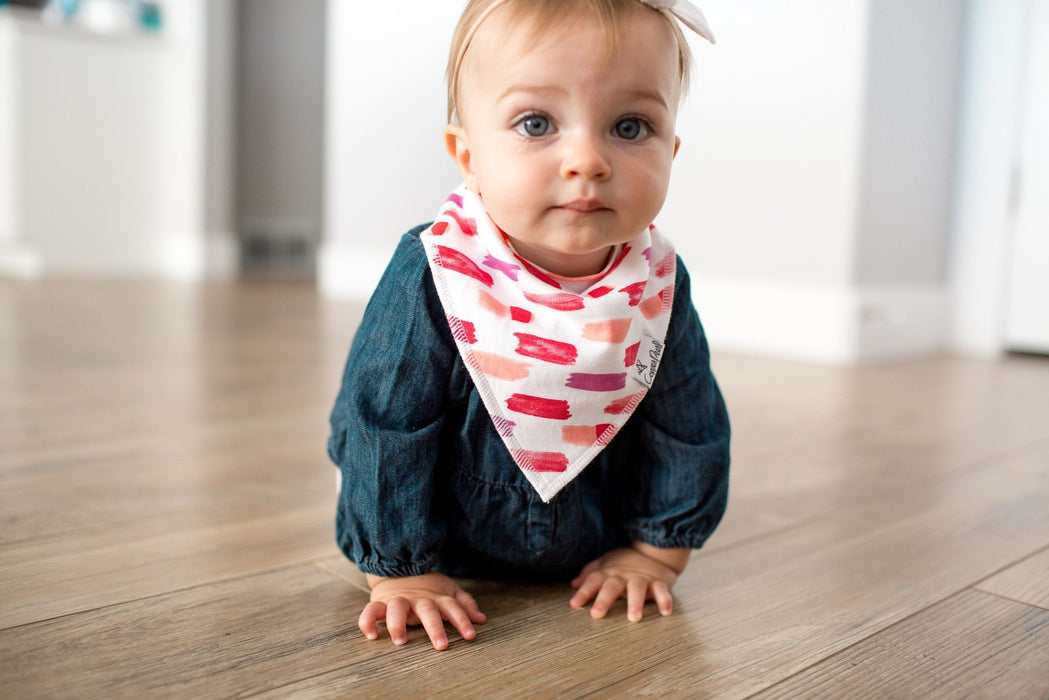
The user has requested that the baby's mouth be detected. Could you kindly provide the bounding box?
[556,199,610,213]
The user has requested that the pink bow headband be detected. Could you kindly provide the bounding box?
[452,0,716,110]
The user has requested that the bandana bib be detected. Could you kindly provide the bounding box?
[421,186,676,502]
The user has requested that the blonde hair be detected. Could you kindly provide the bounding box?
[446,0,692,123]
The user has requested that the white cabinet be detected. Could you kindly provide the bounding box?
[0,4,232,279]
[1004,0,1049,354]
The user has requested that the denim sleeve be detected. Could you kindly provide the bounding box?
[616,257,731,550]
[328,227,454,577]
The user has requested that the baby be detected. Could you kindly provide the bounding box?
[328,0,730,651]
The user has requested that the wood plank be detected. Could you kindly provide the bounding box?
[977,547,1049,611]
[0,565,366,698]
[0,506,337,630]
[252,443,1049,697]
[0,433,336,546]
[755,590,1049,698]
[706,354,1049,553]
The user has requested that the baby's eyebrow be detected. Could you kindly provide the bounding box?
[496,85,672,112]
[496,84,569,103]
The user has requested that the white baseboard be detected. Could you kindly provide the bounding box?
[0,240,43,278]
[318,241,397,300]
[692,276,949,364]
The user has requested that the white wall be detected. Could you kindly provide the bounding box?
[320,0,460,298]
[321,0,966,364]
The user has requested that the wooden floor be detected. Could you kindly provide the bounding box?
[2,278,1048,698]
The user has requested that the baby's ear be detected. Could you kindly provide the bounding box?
[444,125,478,191]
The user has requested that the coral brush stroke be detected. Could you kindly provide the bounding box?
[435,245,494,287]
[562,424,615,446]
[514,333,578,365]
[479,291,533,323]
[513,450,569,473]
[639,286,674,319]
[523,291,585,311]
[472,350,531,381]
[506,394,572,420]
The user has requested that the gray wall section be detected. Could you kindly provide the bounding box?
[236,0,325,243]
[854,0,965,286]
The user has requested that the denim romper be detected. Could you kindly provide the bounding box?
[328,226,730,582]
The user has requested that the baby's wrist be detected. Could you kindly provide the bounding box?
[631,541,690,575]
[364,573,390,589]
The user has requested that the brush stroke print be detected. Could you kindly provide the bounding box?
[513,333,578,366]
[506,394,572,420]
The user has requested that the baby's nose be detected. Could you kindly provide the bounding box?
[559,131,612,180]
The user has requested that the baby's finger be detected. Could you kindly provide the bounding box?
[626,578,648,622]
[571,560,601,588]
[569,572,605,609]
[437,597,477,641]
[385,597,411,646]
[358,601,387,641]
[413,598,449,651]
[589,577,626,619]
[454,589,488,624]
[651,580,673,616]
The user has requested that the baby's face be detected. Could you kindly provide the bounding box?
[446,6,682,278]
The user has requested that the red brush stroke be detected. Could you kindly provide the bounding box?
[436,245,494,287]
[595,423,615,446]
[606,244,632,275]
[514,333,577,366]
[448,209,477,236]
[510,307,533,323]
[430,221,449,236]
[523,291,585,311]
[513,450,569,473]
[588,285,614,298]
[448,316,477,344]
[506,393,571,420]
[619,281,647,306]
[624,341,640,368]
[603,392,646,415]
[516,257,562,288]
[654,250,676,278]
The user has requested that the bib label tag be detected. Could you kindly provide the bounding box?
[630,333,665,388]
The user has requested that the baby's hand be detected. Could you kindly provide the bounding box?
[569,543,688,622]
[359,572,486,651]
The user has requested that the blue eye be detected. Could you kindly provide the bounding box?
[614,117,650,140]
[516,114,552,137]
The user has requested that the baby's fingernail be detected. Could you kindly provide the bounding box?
[628,613,641,623]
[393,636,407,646]
[365,632,377,640]
[660,608,671,616]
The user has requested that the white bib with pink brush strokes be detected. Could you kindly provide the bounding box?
[421,186,676,502]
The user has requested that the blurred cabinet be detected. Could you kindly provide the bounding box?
[0,7,174,276]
